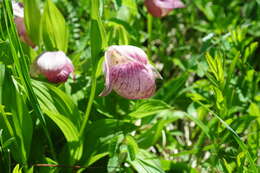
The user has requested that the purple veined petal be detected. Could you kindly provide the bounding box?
[111,62,156,99]
[99,45,147,97]
[99,45,161,99]
[154,0,185,9]
[99,45,149,97]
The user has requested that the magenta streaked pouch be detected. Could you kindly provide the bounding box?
[99,45,162,99]
[30,51,74,83]
[144,0,185,18]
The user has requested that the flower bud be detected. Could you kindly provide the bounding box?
[12,1,35,47]
[30,51,74,83]
[99,45,162,99]
[144,0,185,18]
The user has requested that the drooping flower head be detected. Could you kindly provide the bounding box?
[12,1,35,47]
[144,0,185,18]
[30,51,74,83]
[99,45,162,99]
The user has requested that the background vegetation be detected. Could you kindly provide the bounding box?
[0,0,260,172]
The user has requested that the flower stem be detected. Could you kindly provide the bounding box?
[79,68,97,138]
[79,0,105,138]
[147,13,153,58]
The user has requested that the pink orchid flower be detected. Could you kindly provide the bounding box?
[144,0,185,18]
[30,51,74,83]
[12,1,35,47]
[99,45,162,99]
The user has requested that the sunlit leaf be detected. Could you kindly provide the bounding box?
[41,0,68,52]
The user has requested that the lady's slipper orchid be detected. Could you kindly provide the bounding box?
[12,1,35,47]
[30,51,74,83]
[144,0,185,18]
[99,45,162,99]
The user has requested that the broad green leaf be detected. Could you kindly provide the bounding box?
[32,80,81,129]
[41,0,68,52]
[42,108,79,144]
[42,108,82,161]
[129,99,171,118]
[24,0,41,45]
[128,149,165,173]
[125,135,139,161]
[1,76,32,164]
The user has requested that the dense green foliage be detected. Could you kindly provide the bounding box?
[0,0,260,172]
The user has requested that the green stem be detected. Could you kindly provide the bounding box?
[79,69,97,138]
[147,13,153,58]
[79,0,105,138]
